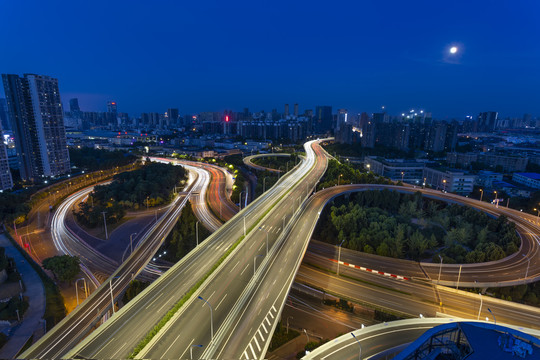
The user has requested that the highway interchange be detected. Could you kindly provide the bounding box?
[21,139,540,359]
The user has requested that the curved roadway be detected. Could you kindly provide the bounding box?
[243,153,291,173]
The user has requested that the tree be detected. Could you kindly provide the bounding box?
[43,255,81,283]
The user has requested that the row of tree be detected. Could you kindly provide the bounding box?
[69,148,137,172]
[317,159,393,190]
[315,190,520,263]
[74,162,186,227]
[160,201,211,262]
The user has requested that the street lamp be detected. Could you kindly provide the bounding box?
[254,254,264,275]
[494,191,498,208]
[190,344,203,360]
[109,276,120,314]
[101,212,108,240]
[351,332,362,360]
[423,177,426,189]
[523,254,530,279]
[488,308,496,324]
[366,163,370,172]
[75,278,88,305]
[286,316,293,334]
[442,179,447,192]
[130,233,137,254]
[303,329,310,343]
[479,189,483,202]
[338,174,342,186]
[197,295,214,339]
[477,293,483,320]
[401,171,404,183]
[438,254,443,283]
[195,221,199,246]
[337,240,345,276]
[259,227,269,255]
[534,208,540,219]
[263,177,269,193]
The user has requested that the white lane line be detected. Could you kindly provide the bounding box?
[157,299,170,313]
[249,241,255,249]
[240,264,249,276]
[243,350,249,359]
[249,343,257,359]
[110,343,127,359]
[265,318,271,326]
[231,261,240,272]
[262,323,268,334]
[258,329,265,342]
[177,338,194,359]
[258,243,264,251]
[268,311,275,319]
[272,305,276,312]
[272,279,276,286]
[145,292,164,310]
[215,293,228,310]
[102,337,115,350]
[163,334,182,357]
[254,335,261,351]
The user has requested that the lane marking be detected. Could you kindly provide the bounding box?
[215,293,228,310]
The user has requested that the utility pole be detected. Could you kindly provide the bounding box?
[102,212,108,240]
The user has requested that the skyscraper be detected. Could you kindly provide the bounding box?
[0,121,13,191]
[284,104,289,117]
[2,74,70,181]
[294,103,298,117]
[477,111,497,132]
[167,108,179,126]
[315,106,332,133]
[69,98,80,113]
[107,101,118,114]
[0,98,10,131]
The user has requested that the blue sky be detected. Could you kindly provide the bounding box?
[1,0,539,118]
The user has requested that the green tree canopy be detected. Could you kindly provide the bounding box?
[43,255,81,283]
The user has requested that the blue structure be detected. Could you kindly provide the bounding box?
[395,322,540,360]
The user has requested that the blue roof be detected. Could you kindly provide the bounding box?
[515,173,540,180]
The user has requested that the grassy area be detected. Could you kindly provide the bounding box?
[268,321,300,352]
[4,232,66,330]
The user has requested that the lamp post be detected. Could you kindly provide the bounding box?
[130,233,137,254]
[196,221,199,246]
[438,254,443,283]
[523,254,530,279]
[260,227,268,255]
[477,293,483,320]
[254,254,264,275]
[401,171,404,183]
[442,179,447,192]
[303,329,310,343]
[197,296,214,339]
[351,333,362,360]
[456,265,462,290]
[534,208,540,219]
[146,196,149,211]
[494,191,498,208]
[190,345,203,360]
[479,189,483,202]
[263,177,269,193]
[366,163,370,172]
[287,316,293,334]
[423,177,426,189]
[75,278,88,305]
[239,191,245,210]
[338,174,342,186]
[337,240,345,276]
[109,276,120,314]
[101,212,108,240]
[488,308,496,324]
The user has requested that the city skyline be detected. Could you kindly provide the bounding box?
[1,1,539,118]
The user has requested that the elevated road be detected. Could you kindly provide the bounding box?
[244,153,291,173]
[64,140,328,359]
[199,184,540,359]
[21,168,200,359]
[304,318,540,359]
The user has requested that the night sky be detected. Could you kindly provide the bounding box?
[1,0,539,118]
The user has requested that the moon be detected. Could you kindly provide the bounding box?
[450,46,458,54]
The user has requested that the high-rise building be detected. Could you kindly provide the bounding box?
[167,108,179,126]
[0,98,10,131]
[294,103,298,117]
[315,106,332,133]
[477,111,497,132]
[2,74,70,181]
[336,109,348,131]
[69,98,80,113]
[284,104,289,117]
[0,121,13,191]
[107,101,118,114]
